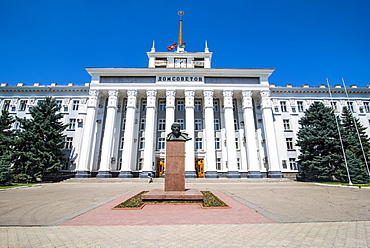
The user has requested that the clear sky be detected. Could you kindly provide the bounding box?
[1,0,369,87]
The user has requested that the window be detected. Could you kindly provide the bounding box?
[139,137,145,149]
[289,158,297,170]
[68,119,76,130]
[140,118,146,130]
[213,101,219,112]
[330,102,338,111]
[177,100,184,111]
[235,138,240,150]
[122,118,126,130]
[286,138,294,150]
[195,119,202,130]
[118,158,122,171]
[72,100,79,111]
[176,119,185,130]
[216,158,222,170]
[142,100,147,111]
[137,158,143,170]
[347,102,354,112]
[2,100,10,111]
[56,100,62,109]
[364,102,370,113]
[280,101,287,112]
[215,138,221,150]
[195,138,203,150]
[158,138,165,150]
[282,160,287,169]
[283,119,291,130]
[297,101,304,112]
[120,137,124,149]
[19,100,27,111]
[234,119,238,130]
[194,100,201,111]
[158,119,166,130]
[214,119,220,130]
[159,100,166,111]
[237,158,241,170]
[65,137,73,149]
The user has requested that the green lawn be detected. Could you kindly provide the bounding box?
[0,184,39,190]
[318,182,370,187]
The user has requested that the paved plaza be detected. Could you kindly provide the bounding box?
[1,178,370,247]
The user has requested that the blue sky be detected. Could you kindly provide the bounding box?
[1,0,369,87]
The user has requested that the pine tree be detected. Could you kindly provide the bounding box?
[13,97,67,182]
[0,110,15,157]
[0,110,15,185]
[296,102,344,181]
[341,107,370,174]
[343,150,369,184]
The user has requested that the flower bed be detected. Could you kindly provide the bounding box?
[112,191,230,210]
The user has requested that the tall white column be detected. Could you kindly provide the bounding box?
[165,89,176,135]
[203,90,218,178]
[242,90,262,178]
[185,89,196,178]
[141,89,157,177]
[76,90,99,178]
[119,89,137,178]
[261,90,282,178]
[223,90,240,178]
[97,90,119,178]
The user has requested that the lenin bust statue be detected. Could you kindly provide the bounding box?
[166,122,192,141]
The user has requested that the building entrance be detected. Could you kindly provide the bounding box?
[195,158,204,178]
[156,158,165,178]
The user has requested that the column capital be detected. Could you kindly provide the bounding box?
[185,90,195,108]
[127,89,138,97]
[185,89,195,98]
[146,89,157,108]
[108,89,119,97]
[242,90,253,109]
[260,90,272,109]
[166,89,176,108]
[87,90,100,107]
[203,90,214,108]
[223,90,233,98]
[203,89,214,98]
[166,89,176,97]
[223,90,233,109]
[127,89,137,108]
[107,90,119,107]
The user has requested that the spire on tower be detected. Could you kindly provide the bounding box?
[177,10,185,52]
[205,40,209,53]
[151,40,155,52]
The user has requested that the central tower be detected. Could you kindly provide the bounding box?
[147,11,212,69]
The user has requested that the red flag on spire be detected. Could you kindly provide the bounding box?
[167,43,177,51]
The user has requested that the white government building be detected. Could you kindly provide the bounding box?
[1,15,370,179]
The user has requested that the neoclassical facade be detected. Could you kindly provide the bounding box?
[1,44,370,179]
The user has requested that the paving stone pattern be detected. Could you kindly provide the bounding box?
[1,178,370,247]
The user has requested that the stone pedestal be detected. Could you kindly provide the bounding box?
[142,140,203,201]
[165,141,185,191]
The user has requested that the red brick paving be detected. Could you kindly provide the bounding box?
[60,190,274,226]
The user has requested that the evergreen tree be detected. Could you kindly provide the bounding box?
[343,150,369,184]
[296,102,344,181]
[13,97,67,182]
[0,110,15,185]
[0,156,13,186]
[0,110,15,157]
[340,106,370,177]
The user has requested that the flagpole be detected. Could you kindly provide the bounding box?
[326,78,352,185]
[341,78,370,177]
